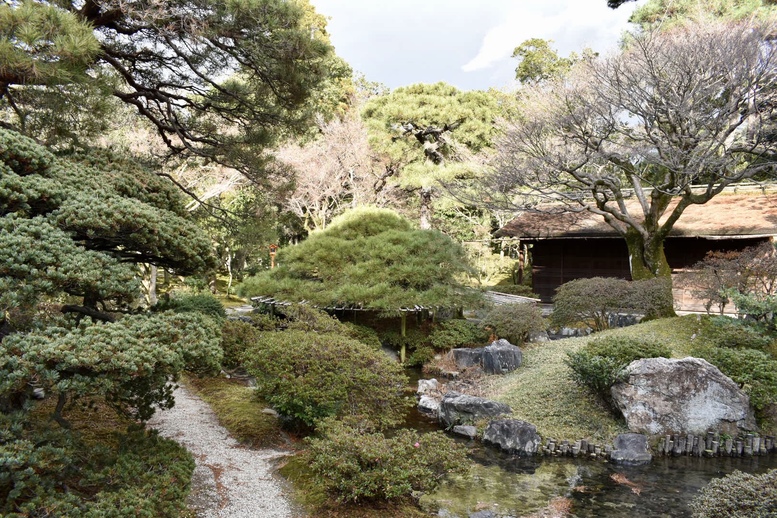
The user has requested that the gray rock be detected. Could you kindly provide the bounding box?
[452,425,478,439]
[528,330,550,343]
[469,511,497,518]
[451,348,483,369]
[418,395,440,417]
[482,419,541,455]
[481,339,522,375]
[611,357,757,436]
[439,391,511,427]
[610,433,652,465]
[417,378,439,395]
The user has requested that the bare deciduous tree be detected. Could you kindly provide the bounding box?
[481,20,777,314]
[276,113,383,232]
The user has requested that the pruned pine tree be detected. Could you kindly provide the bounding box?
[0,129,221,424]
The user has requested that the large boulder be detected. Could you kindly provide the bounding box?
[438,391,511,427]
[611,357,756,436]
[482,419,541,455]
[481,339,523,375]
[451,348,482,369]
[610,433,652,465]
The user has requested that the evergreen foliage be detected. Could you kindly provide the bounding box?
[482,303,547,345]
[240,207,480,310]
[690,468,777,518]
[242,328,410,429]
[0,1,347,179]
[305,416,468,503]
[1,128,220,418]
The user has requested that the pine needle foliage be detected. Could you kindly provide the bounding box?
[240,207,481,310]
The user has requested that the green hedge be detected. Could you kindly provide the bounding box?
[691,469,777,518]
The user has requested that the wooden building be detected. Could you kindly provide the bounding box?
[495,191,777,312]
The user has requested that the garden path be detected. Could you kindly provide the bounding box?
[147,385,298,517]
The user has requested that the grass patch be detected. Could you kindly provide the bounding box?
[183,375,288,448]
[483,336,629,443]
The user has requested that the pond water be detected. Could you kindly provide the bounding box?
[424,445,777,517]
[404,369,777,517]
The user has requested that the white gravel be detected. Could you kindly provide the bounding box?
[147,385,297,518]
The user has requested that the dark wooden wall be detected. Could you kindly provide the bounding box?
[530,237,768,302]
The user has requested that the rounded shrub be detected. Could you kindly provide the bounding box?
[482,303,546,345]
[698,316,774,351]
[429,319,488,350]
[305,417,468,502]
[161,292,226,320]
[341,322,382,349]
[586,335,672,365]
[220,319,260,369]
[566,335,671,407]
[690,469,777,518]
[242,330,411,429]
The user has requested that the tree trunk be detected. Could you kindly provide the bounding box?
[624,230,675,317]
[419,187,433,230]
[400,312,407,364]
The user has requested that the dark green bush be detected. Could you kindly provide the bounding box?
[698,315,774,351]
[482,303,547,345]
[565,351,629,404]
[586,335,672,365]
[220,319,260,369]
[341,322,382,349]
[429,319,488,349]
[246,311,279,331]
[305,417,468,502]
[566,335,671,406]
[161,292,226,319]
[243,330,410,429]
[491,284,540,298]
[552,277,672,332]
[693,346,777,416]
[0,421,193,517]
[690,469,777,518]
[276,304,348,334]
[407,345,436,366]
[379,328,430,365]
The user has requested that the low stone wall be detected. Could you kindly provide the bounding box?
[533,432,777,460]
[654,432,776,458]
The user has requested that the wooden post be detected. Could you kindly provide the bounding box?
[400,312,407,364]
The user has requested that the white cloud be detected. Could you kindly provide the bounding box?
[462,0,644,73]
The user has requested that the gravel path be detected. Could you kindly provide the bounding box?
[147,385,297,518]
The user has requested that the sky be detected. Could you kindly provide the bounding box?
[309,0,648,91]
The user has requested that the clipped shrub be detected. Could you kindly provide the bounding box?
[566,335,671,406]
[490,284,539,298]
[690,469,777,518]
[697,315,774,351]
[341,322,382,349]
[305,417,468,502]
[243,330,410,429]
[586,335,672,365]
[482,303,547,345]
[220,319,260,369]
[565,352,627,404]
[429,319,488,350]
[275,304,348,334]
[407,345,436,367]
[692,346,777,416]
[246,311,279,331]
[161,292,226,320]
[551,277,671,332]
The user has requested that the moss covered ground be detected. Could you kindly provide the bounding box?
[482,315,716,443]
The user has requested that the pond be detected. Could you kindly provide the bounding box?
[423,444,777,517]
[404,368,777,517]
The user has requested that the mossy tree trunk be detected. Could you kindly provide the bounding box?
[624,229,675,317]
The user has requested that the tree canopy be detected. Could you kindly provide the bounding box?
[478,19,777,308]
[239,207,479,310]
[0,128,220,422]
[361,82,500,229]
[0,0,347,183]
